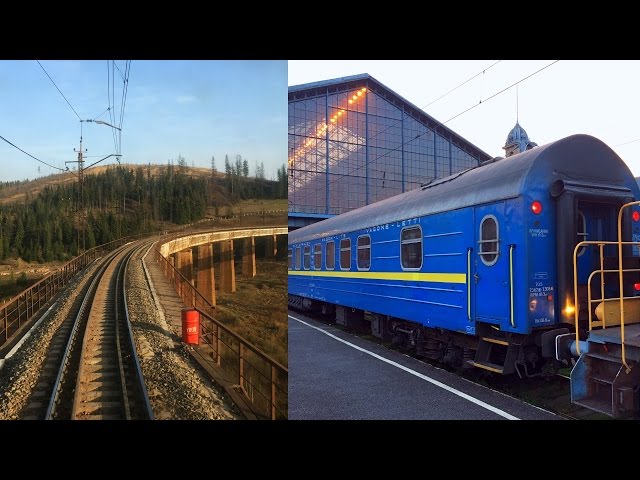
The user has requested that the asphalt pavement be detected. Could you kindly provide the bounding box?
[288,311,560,420]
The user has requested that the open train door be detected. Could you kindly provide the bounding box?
[550,179,634,330]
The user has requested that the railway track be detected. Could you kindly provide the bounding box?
[21,242,153,420]
[18,250,121,419]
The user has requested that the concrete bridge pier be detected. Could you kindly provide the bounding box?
[264,234,277,258]
[219,239,236,293]
[197,244,216,306]
[176,249,195,306]
[242,236,256,278]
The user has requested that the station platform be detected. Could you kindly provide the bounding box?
[288,311,560,420]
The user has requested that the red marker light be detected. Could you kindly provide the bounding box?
[547,294,553,301]
[531,201,542,215]
[633,211,640,222]
[635,283,640,291]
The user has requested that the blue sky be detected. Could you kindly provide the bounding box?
[289,60,640,176]
[0,60,287,182]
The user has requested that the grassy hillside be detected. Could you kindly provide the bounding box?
[0,163,286,263]
[0,163,222,206]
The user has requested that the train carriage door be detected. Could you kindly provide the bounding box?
[574,200,621,319]
[575,202,617,284]
[474,202,511,326]
[552,180,634,327]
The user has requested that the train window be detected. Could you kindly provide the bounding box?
[288,248,293,269]
[340,238,351,270]
[313,244,322,269]
[401,226,422,270]
[326,241,335,270]
[357,235,371,270]
[479,215,499,266]
[576,210,587,257]
[303,246,311,270]
[296,247,301,270]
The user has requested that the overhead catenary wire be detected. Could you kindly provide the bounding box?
[36,60,82,121]
[444,60,559,124]
[2,62,130,182]
[119,61,131,129]
[93,106,110,120]
[424,60,502,108]
[0,134,66,172]
[113,61,126,81]
[117,61,128,126]
[116,61,131,155]
[108,61,118,154]
[614,138,640,148]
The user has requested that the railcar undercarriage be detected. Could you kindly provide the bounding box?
[289,294,563,378]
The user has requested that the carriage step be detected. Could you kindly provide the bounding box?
[480,337,509,346]
[468,360,504,374]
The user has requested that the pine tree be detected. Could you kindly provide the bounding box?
[13,216,24,257]
[224,154,233,195]
[43,221,53,261]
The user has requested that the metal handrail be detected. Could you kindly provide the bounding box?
[509,244,515,328]
[0,233,147,350]
[153,237,287,419]
[617,201,640,372]
[586,267,640,330]
[467,248,471,321]
[572,202,640,373]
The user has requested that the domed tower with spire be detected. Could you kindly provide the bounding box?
[503,121,538,157]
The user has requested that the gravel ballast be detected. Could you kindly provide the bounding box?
[0,242,239,420]
[0,260,102,420]
[126,244,238,420]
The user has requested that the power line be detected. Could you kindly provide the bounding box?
[93,106,110,120]
[356,61,560,175]
[424,60,502,108]
[444,60,559,124]
[0,134,66,172]
[36,60,82,121]
[614,138,640,148]
[112,62,118,153]
[107,61,118,154]
[117,60,131,154]
[113,61,126,81]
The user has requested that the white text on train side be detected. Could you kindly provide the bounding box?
[365,218,419,233]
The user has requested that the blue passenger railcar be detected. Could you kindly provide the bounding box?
[289,135,640,375]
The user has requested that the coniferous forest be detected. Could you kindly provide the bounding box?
[0,160,287,263]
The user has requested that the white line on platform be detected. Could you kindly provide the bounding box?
[289,314,520,420]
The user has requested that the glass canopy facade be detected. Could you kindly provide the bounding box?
[288,74,491,225]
